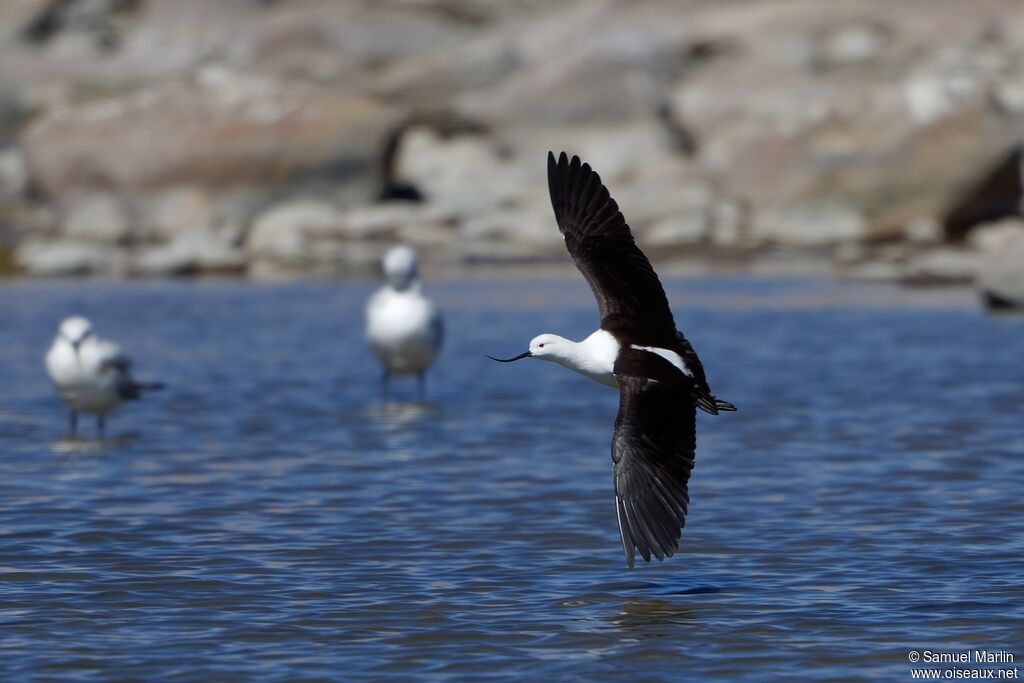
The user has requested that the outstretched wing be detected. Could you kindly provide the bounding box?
[547,151,677,346]
[612,376,697,568]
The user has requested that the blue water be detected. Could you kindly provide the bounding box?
[0,277,1021,681]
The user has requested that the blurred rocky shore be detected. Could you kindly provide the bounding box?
[0,0,1022,304]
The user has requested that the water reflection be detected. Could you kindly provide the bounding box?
[50,433,140,454]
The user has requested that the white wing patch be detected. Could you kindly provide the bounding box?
[631,345,693,377]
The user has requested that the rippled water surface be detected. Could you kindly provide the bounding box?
[1,277,1021,681]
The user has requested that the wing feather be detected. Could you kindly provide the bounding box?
[612,376,697,568]
[547,151,677,346]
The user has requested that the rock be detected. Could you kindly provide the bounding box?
[133,231,245,276]
[833,241,867,265]
[144,186,214,241]
[975,220,1024,309]
[901,247,983,284]
[904,217,942,244]
[708,201,747,246]
[993,81,1024,116]
[0,147,28,198]
[344,202,451,242]
[664,0,1019,237]
[750,203,867,246]
[249,4,474,86]
[843,260,902,282]
[967,218,1024,252]
[644,212,710,246]
[394,128,529,217]
[373,35,518,108]
[245,198,348,278]
[455,2,704,127]
[16,239,122,276]
[457,206,559,250]
[0,0,51,45]
[61,193,130,242]
[19,66,401,197]
[814,22,888,70]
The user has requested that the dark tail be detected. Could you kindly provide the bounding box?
[120,381,165,400]
[696,395,737,415]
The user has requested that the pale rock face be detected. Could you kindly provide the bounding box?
[145,186,214,241]
[968,219,1024,253]
[19,70,400,196]
[61,193,131,243]
[393,128,530,217]
[16,240,123,276]
[750,203,867,246]
[974,221,1024,309]
[4,0,1024,281]
[0,147,28,198]
[133,232,245,276]
[901,248,984,284]
[245,199,345,270]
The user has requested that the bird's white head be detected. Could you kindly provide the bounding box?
[58,316,94,348]
[527,334,574,362]
[382,245,419,291]
[488,333,575,365]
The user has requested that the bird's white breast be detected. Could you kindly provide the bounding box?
[568,329,619,387]
[45,337,127,413]
[366,286,442,374]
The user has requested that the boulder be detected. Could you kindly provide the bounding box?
[19,66,401,197]
[245,198,350,278]
[750,202,866,246]
[644,212,710,247]
[144,186,214,241]
[60,193,130,243]
[344,202,452,243]
[975,220,1024,309]
[665,0,1020,237]
[133,231,245,277]
[16,239,123,276]
[0,147,28,198]
[394,128,530,217]
[901,247,983,284]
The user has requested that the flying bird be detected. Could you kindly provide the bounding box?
[366,245,444,396]
[45,316,163,437]
[490,152,735,567]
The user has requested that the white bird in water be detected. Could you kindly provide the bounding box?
[490,152,736,568]
[365,245,443,396]
[45,316,163,437]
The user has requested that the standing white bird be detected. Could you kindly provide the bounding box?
[490,152,736,568]
[365,245,443,396]
[45,316,163,437]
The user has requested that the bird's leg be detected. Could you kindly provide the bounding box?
[69,411,78,437]
[416,372,426,401]
[97,414,105,438]
[381,368,391,398]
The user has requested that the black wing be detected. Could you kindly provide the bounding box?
[548,151,677,346]
[612,376,697,568]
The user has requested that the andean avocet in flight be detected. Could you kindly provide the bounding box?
[490,152,736,568]
[366,245,444,396]
[45,316,164,437]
